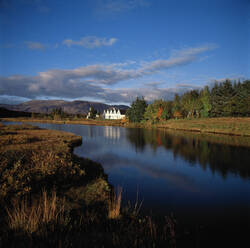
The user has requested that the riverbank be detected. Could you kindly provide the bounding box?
[0,122,109,201]
[0,117,125,126]
[157,117,250,136]
[1,122,247,247]
[1,116,250,137]
[0,123,177,248]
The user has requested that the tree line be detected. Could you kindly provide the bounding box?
[126,79,250,123]
[31,108,86,120]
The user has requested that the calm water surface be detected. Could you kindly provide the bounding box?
[4,122,250,227]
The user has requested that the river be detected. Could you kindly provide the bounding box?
[3,121,250,233]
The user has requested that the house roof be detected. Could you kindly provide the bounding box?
[104,108,126,115]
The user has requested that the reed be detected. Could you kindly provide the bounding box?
[124,189,143,217]
[108,186,122,219]
[6,189,65,233]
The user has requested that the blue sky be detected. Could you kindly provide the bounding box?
[0,0,249,105]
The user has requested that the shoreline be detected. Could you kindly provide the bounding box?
[1,116,250,137]
[0,122,179,247]
[1,121,248,247]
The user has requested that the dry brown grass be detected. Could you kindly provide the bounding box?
[158,117,250,136]
[6,189,65,233]
[0,123,110,207]
[1,117,125,127]
[0,123,81,153]
[125,190,143,217]
[0,124,81,198]
[108,186,122,219]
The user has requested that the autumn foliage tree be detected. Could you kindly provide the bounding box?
[157,107,163,120]
[144,100,172,123]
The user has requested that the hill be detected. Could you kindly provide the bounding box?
[0,100,129,115]
[0,107,32,118]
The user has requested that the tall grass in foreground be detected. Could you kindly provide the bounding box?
[108,186,144,219]
[4,187,177,248]
[125,189,143,217]
[108,186,122,219]
[6,190,65,233]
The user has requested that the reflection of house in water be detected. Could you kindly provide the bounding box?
[104,126,121,140]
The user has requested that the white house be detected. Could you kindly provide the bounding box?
[103,108,126,120]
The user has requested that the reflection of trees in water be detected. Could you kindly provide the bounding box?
[126,128,147,152]
[126,128,250,179]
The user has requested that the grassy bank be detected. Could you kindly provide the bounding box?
[0,122,109,202]
[1,117,125,127]
[2,117,250,137]
[0,123,176,248]
[127,117,250,136]
[157,117,250,136]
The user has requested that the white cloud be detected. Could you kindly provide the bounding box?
[25,41,45,50]
[142,44,218,72]
[63,36,118,48]
[170,44,218,58]
[0,44,217,104]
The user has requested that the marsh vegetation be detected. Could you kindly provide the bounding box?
[0,123,177,248]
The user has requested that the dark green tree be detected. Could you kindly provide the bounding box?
[126,97,147,123]
[222,80,237,116]
[210,83,222,117]
[88,106,97,119]
[210,80,237,117]
[232,80,250,116]
[144,103,157,122]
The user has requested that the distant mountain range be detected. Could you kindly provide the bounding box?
[0,100,129,115]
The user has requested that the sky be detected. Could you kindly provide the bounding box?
[0,0,249,105]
